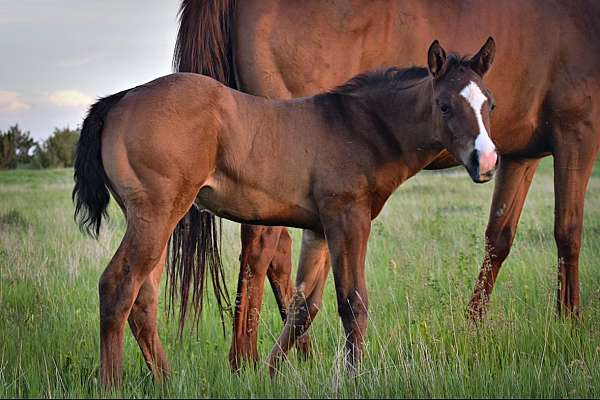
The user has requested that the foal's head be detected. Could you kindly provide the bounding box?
[428,37,498,183]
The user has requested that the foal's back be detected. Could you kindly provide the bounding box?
[100,73,328,227]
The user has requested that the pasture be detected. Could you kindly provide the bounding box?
[1,158,600,398]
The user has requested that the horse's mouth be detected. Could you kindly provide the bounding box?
[467,155,499,184]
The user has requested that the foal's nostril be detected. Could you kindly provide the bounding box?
[470,149,479,168]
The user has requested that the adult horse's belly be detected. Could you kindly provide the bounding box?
[195,174,321,230]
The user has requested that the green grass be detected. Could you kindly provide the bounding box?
[1,159,600,398]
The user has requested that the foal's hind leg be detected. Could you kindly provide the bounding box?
[468,156,540,321]
[128,245,170,382]
[552,121,599,317]
[99,210,183,387]
[267,229,329,376]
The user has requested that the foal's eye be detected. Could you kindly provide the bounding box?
[440,104,450,114]
[490,102,496,112]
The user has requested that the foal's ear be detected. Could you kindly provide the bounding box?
[470,37,496,77]
[427,40,447,79]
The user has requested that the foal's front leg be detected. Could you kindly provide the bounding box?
[322,205,371,373]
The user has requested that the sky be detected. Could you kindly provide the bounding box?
[0,0,180,140]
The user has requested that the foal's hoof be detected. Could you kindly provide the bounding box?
[266,351,284,378]
[268,363,278,379]
[295,334,312,360]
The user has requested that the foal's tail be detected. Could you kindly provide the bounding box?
[72,90,130,238]
[168,0,236,335]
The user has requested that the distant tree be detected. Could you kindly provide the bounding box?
[35,126,80,168]
[0,124,36,169]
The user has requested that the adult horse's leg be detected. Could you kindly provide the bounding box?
[323,206,371,373]
[127,245,170,382]
[468,156,541,320]
[229,225,283,370]
[267,229,329,376]
[230,225,312,370]
[99,211,175,387]
[266,228,293,324]
[267,228,313,358]
[552,122,599,317]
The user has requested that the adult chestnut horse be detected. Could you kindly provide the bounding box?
[73,39,498,386]
[173,0,600,370]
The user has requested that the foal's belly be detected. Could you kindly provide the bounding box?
[195,175,320,230]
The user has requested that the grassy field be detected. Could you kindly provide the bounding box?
[1,158,600,398]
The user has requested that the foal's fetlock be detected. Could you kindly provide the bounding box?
[286,287,312,338]
[286,290,314,359]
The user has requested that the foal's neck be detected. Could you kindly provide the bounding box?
[318,74,443,176]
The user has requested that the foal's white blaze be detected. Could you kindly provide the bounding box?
[460,81,497,174]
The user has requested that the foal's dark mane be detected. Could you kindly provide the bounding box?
[312,54,471,150]
[326,67,429,97]
[319,53,470,99]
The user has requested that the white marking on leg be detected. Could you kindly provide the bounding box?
[460,81,495,154]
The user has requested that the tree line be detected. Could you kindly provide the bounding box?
[0,124,79,169]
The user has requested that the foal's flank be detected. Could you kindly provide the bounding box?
[73,38,498,386]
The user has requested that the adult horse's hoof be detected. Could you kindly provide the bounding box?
[228,338,259,373]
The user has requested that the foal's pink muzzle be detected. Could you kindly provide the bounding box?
[467,148,499,183]
[479,150,498,176]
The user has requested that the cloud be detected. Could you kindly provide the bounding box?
[47,90,93,108]
[0,91,30,112]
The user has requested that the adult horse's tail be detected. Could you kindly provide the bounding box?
[168,0,237,336]
[72,90,130,239]
[173,0,237,85]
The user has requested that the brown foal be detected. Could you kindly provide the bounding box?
[174,0,600,369]
[74,39,498,385]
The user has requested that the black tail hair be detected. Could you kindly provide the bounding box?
[167,206,231,337]
[168,0,237,334]
[173,0,237,86]
[73,90,129,238]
